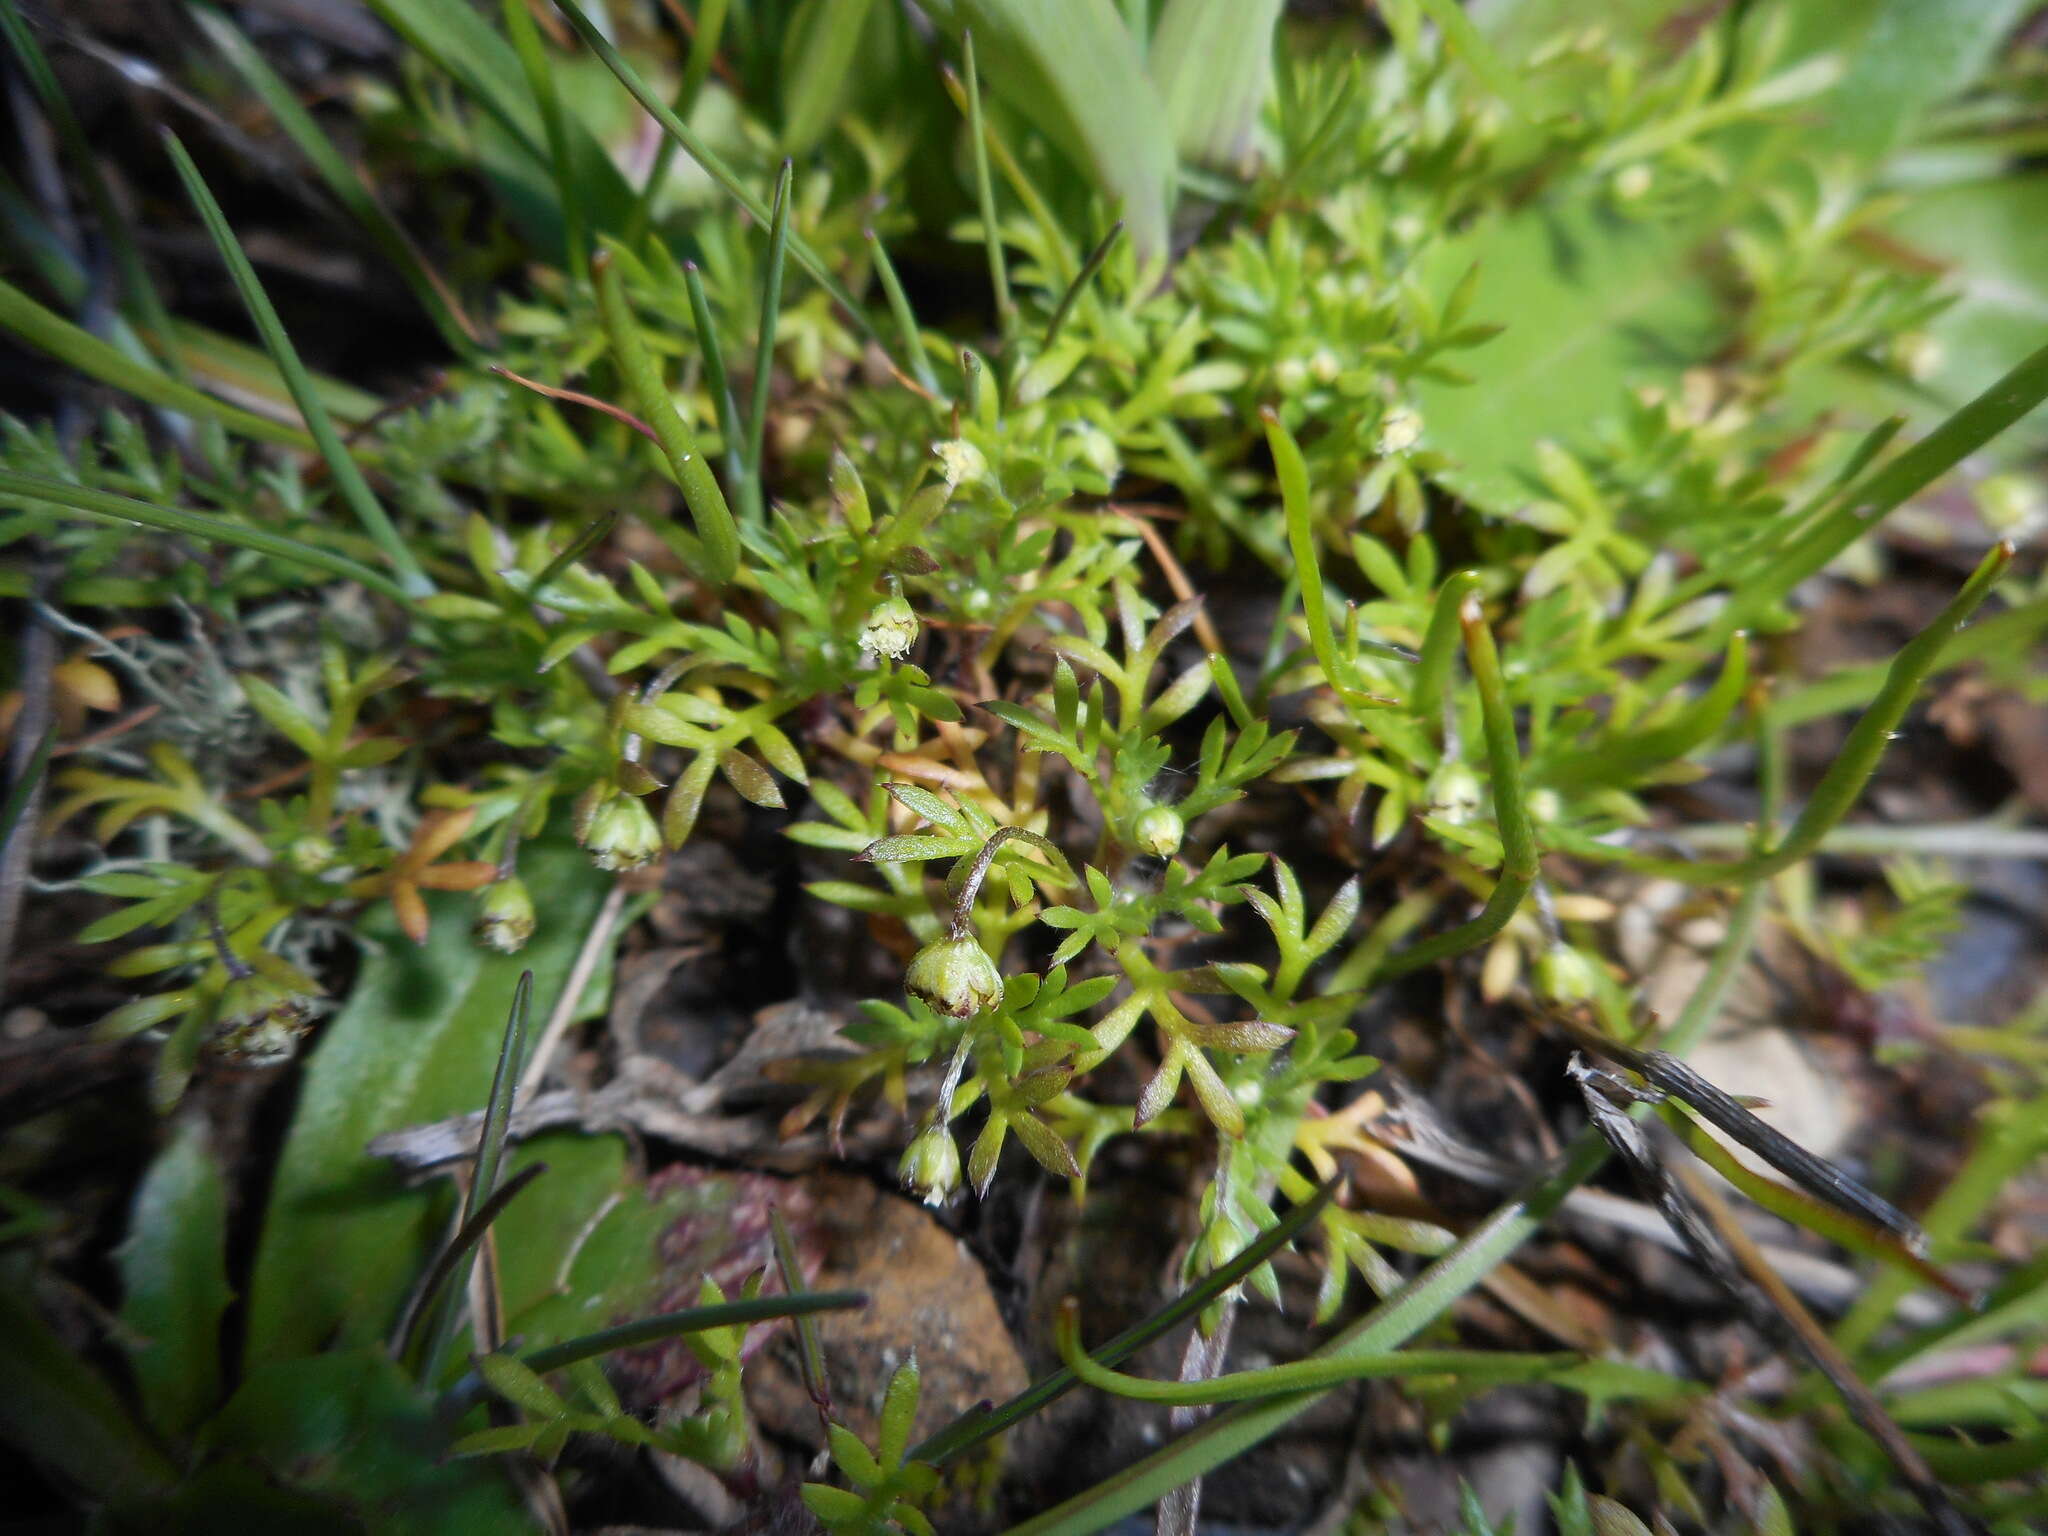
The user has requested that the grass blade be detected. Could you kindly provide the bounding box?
[0,0,180,366]
[162,132,434,597]
[500,0,587,286]
[593,246,741,585]
[550,0,883,354]
[1149,0,1283,172]
[0,278,310,449]
[961,31,1012,331]
[0,469,413,603]
[913,1177,1338,1465]
[419,969,535,1382]
[770,1206,833,1427]
[626,0,730,248]
[516,1291,866,1377]
[390,1160,546,1364]
[1375,590,1538,979]
[865,229,942,399]
[684,260,744,486]
[1041,220,1122,350]
[362,0,634,233]
[743,161,795,523]
[925,0,1174,264]
[1572,542,2015,884]
[189,4,481,357]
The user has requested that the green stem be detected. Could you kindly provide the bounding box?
[1055,1301,1681,1405]
[1571,542,2012,885]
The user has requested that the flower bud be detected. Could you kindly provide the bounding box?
[1977,473,2044,538]
[933,438,987,491]
[473,876,536,954]
[1376,406,1425,457]
[898,1124,962,1206]
[1133,804,1184,858]
[1273,354,1310,395]
[1425,761,1482,825]
[904,933,1002,1018]
[286,835,335,874]
[859,594,920,660]
[1535,945,1600,1004]
[212,975,313,1067]
[582,792,662,871]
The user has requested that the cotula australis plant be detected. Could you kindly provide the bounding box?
[5,0,2048,1529]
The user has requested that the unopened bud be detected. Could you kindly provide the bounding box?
[899,1124,962,1206]
[1426,761,1483,825]
[286,835,335,874]
[473,877,536,953]
[933,438,987,491]
[212,975,313,1067]
[1133,804,1184,857]
[1536,945,1600,1004]
[582,792,662,871]
[905,933,1003,1018]
[1377,406,1424,457]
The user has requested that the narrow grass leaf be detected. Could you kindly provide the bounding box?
[744,162,795,522]
[684,261,745,484]
[866,229,942,398]
[0,0,180,365]
[551,0,882,351]
[162,133,433,596]
[593,246,741,585]
[627,0,730,246]
[0,278,309,449]
[500,0,588,285]
[0,470,413,603]
[1148,0,1283,172]
[962,31,1012,329]
[191,4,481,356]
[419,969,535,1381]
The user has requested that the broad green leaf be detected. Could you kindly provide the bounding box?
[1807,0,2030,161]
[1882,175,2048,460]
[0,1273,177,1506]
[1414,200,1721,515]
[491,1132,693,1363]
[116,1117,232,1438]
[206,1350,524,1533]
[244,838,607,1364]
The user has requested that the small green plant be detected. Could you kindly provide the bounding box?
[5,0,2047,1529]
